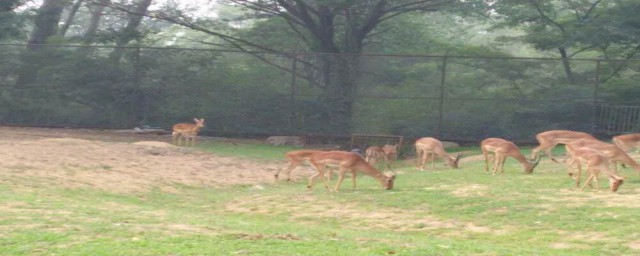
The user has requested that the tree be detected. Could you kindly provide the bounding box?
[59,0,85,36]
[108,0,153,63]
[491,0,640,84]
[102,0,481,135]
[0,0,26,41]
[27,0,70,50]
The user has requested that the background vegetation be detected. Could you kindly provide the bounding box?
[0,0,639,143]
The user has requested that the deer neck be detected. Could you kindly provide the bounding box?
[356,161,388,186]
[512,153,532,168]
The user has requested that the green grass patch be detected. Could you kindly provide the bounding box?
[1,141,639,255]
[196,141,301,161]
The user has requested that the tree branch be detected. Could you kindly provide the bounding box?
[529,0,565,33]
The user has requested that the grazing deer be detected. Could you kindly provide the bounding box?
[481,138,541,175]
[275,150,332,181]
[565,143,624,192]
[530,130,596,162]
[415,137,462,170]
[172,118,205,146]
[306,151,396,192]
[565,138,640,174]
[364,144,397,170]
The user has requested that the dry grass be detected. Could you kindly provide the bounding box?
[0,127,294,194]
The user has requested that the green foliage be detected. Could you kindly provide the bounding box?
[492,0,640,60]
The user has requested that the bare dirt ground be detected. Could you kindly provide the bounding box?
[0,126,293,194]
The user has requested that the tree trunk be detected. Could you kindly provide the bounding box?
[59,0,84,37]
[317,54,361,136]
[108,0,153,63]
[558,47,576,84]
[16,0,68,88]
[83,0,109,45]
[27,0,68,50]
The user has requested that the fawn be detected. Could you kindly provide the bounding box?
[172,118,205,146]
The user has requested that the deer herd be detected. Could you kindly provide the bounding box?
[168,118,640,193]
[270,130,640,193]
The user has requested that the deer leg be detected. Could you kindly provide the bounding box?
[351,170,357,189]
[530,146,543,160]
[307,163,326,190]
[580,175,593,190]
[334,167,348,192]
[575,162,582,188]
[497,155,507,174]
[581,169,596,191]
[568,158,582,187]
[173,134,181,146]
[492,155,501,175]
[307,171,320,190]
[276,160,299,181]
[545,145,558,163]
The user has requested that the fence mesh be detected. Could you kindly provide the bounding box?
[1,44,639,144]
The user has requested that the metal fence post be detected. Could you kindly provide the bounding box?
[437,56,448,139]
[290,54,298,131]
[593,60,600,134]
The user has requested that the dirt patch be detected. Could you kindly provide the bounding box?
[0,127,292,194]
[541,188,640,208]
[629,240,640,250]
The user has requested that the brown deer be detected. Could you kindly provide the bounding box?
[565,142,624,192]
[364,144,398,170]
[275,149,331,181]
[172,118,205,146]
[565,138,640,174]
[306,151,396,192]
[481,138,541,175]
[415,137,462,170]
[530,130,596,162]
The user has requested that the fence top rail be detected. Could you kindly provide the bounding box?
[2,43,639,63]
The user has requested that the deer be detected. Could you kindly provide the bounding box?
[364,144,398,170]
[564,138,640,175]
[275,149,333,181]
[306,151,396,192]
[530,130,597,162]
[481,138,541,175]
[172,118,205,146]
[612,133,640,153]
[564,142,624,192]
[415,137,462,170]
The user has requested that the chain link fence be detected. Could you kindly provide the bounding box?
[1,44,639,144]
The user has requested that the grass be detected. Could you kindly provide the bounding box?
[2,141,640,255]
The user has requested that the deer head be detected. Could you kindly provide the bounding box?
[526,155,542,173]
[446,153,463,168]
[384,175,396,190]
[193,118,205,128]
